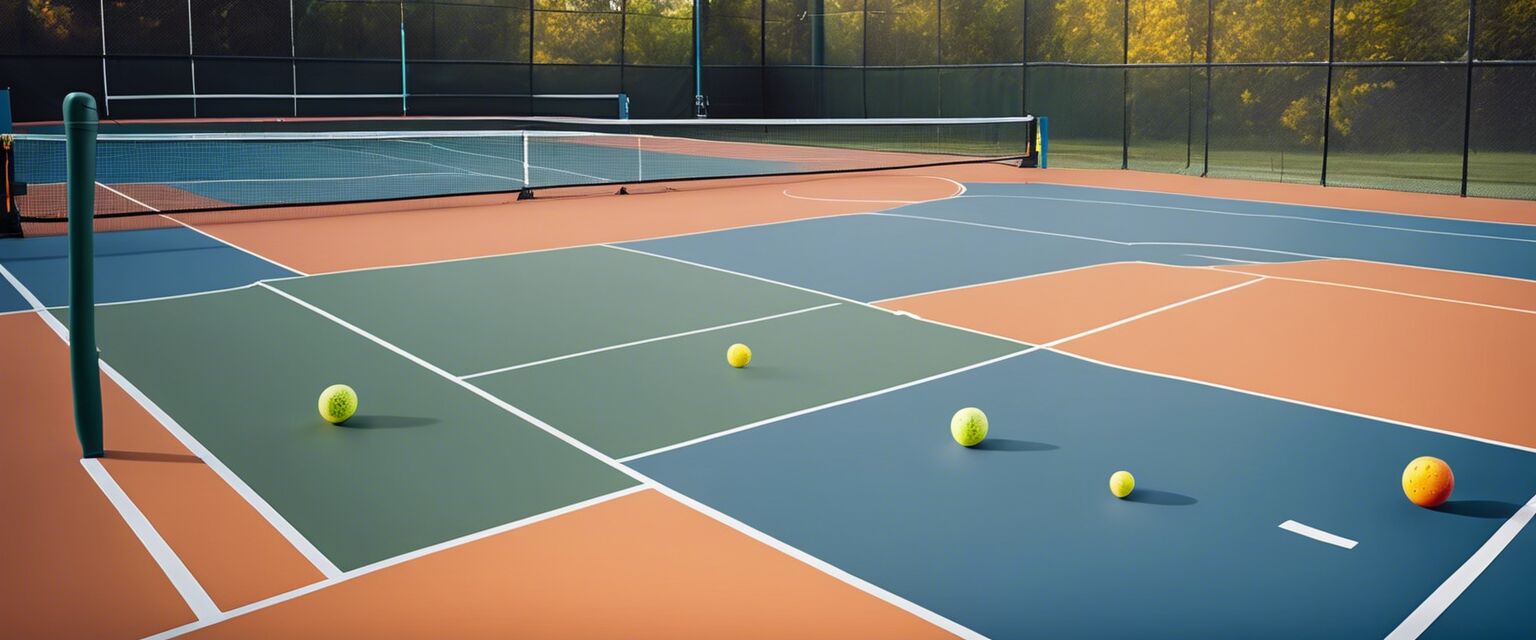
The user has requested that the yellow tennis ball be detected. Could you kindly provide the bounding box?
[1109,470,1135,498]
[950,407,988,447]
[727,343,752,368]
[318,384,358,425]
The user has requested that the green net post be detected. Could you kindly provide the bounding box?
[65,92,102,459]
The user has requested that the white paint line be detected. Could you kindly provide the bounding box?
[81,282,266,308]
[144,485,650,639]
[81,458,221,620]
[876,211,1131,245]
[154,214,309,276]
[1386,492,1536,639]
[1186,253,1264,264]
[254,281,987,640]
[869,261,1144,305]
[96,181,162,213]
[780,190,920,205]
[1278,520,1358,550]
[2,263,345,580]
[0,262,45,311]
[461,302,841,379]
[998,181,1536,229]
[1046,348,1536,455]
[959,193,1536,244]
[1220,271,1536,316]
[603,244,873,307]
[1038,278,1262,349]
[619,347,1037,463]
[621,276,1262,463]
[1136,241,1330,260]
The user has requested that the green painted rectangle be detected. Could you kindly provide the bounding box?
[272,246,833,376]
[78,287,635,571]
[471,303,1024,458]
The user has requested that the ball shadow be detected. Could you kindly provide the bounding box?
[974,438,1059,452]
[337,415,439,430]
[1435,500,1521,519]
[1125,489,1199,507]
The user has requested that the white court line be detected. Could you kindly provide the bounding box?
[780,174,968,206]
[315,143,518,184]
[0,261,343,580]
[253,282,987,640]
[461,302,841,379]
[1186,253,1264,264]
[95,180,309,276]
[1278,520,1358,550]
[82,458,221,620]
[1010,180,1536,229]
[1386,492,1536,639]
[957,193,1536,244]
[144,485,650,639]
[1217,270,1536,316]
[614,251,1261,462]
[869,261,1144,305]
[1046,347,1536,456]
[0,263,259,618]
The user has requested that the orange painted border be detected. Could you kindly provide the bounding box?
[189,490,957,639]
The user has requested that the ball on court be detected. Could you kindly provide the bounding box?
[1402,456,1454,508]
[1109,470,1136,499]
[318,384,358,425]
[950,407,988,447]
[726,343,752,368]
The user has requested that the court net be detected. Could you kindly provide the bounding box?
[5,116,1036,233]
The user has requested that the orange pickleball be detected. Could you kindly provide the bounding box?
[1402,456,1454,508]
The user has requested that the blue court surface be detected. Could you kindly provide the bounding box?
[0,275,27,312]
[630,350,1536,638]
[624,183,1536,301]
[0,226,295,306]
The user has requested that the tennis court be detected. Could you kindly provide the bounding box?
[4,109,1535,638]
[3,0,1535,630]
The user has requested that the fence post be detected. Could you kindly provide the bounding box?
[1121,0,1130,170]
[1201,0,1212,177]
[1460,0,1477,197]
[1321,0,1336,186]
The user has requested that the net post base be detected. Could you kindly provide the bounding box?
[517,187,535,200]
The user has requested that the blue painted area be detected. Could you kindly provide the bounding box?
[0,275,27,312]
[0,227,296,306]
[946,183,1536,280]
[634,351,1536,638]
[621,214,1234,301]
[1423,516,1536,638]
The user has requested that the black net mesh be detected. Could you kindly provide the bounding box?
[1127,66,1205,174]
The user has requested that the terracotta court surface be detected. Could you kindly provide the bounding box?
[4,161,1535,639]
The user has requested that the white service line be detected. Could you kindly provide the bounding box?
[961,192,1536,241]
[869,261,1145,305]
[253,281,987,640]
[1278,520,1358,550]
[1185,253,1265,264]
[618,266,1262,462]
[1046,347,1536,456]
[82,458,221,620]
[461,302,841,379]
[1012,180,1536,229]
[780,174,967,206]
[1216,270,1536,316]
[144,485,650,639]
[1386,492,1536,639]
[94,180,308,276]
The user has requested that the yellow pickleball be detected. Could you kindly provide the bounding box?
[1109,470,1135,498]
[727,343,752,368]
[318,384,358,425]
[950,407,988,447]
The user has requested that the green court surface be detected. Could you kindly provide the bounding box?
[269,246,832,375]
[74,287,635,571]
[473,303,1022,458]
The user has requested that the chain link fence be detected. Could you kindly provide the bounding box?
[3,0,1533,197]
